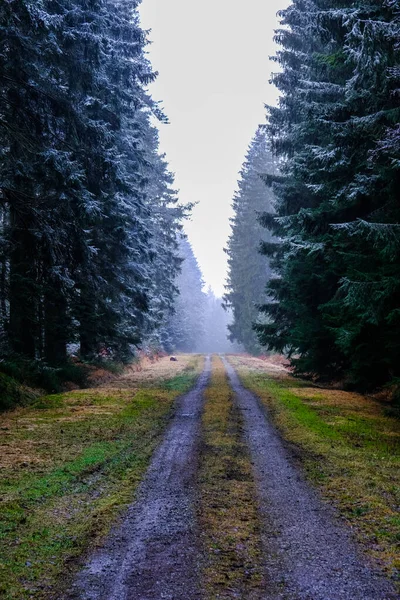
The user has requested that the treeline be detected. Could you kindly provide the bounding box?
[224,127,277,355]
[166,237,205,353]
[227,1,400,392]
[0,0,187,375]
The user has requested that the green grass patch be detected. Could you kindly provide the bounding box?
[163,371,197,393]
[229,357,400,588]
[0,357,202,599]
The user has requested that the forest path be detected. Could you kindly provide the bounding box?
[69,354,397,600]
[70,356,211,600]
[223,356,397,600]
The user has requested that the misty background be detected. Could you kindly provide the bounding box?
[139,0,289,297]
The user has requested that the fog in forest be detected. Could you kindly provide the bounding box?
[139,0,289,297]
[164,237,241,355]
[1,3,399,595]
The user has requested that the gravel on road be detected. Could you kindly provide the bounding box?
[223,356,398,600]
[69,357,211,600]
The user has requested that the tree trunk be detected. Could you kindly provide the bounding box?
[8,207,37,358]
[44,283,68,365]
[79,279,98,360]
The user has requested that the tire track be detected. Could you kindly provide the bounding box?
[222,356,397,600]
[70,356,211,600]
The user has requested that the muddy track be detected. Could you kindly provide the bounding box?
[222,356,398,600]
[69,357,211,600]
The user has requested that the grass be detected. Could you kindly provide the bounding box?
[198,356,265,599]
[228,354,400,588]
[0,354,202,600]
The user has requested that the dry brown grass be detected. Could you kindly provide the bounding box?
[103,353,200,389]
[229,353,289,377]
[0,355,201,473]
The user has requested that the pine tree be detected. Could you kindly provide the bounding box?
[66,0,158,361]
[140,123,191,351]
[323,0,400,388]
[257,0,400,389]
[224,127,277,354]
[0,0,87,361]
[166,237,206,353]
[0,0,189,374]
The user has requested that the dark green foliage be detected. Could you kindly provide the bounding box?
[0,372,38,411]
[140,124,191,351]
[0,0,186,389]
[257,0,400,390]
[224,127,277,354]
[0,357,88,395]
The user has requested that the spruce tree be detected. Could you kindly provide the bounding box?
[140,123,190,351]
[257,0,400,389]
[224,127,277,354]
[0,0,190,373]
[0,0,85,361]
[166,237,206,353]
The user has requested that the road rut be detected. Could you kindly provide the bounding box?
[70,357,211,600]
[223,356,397,600]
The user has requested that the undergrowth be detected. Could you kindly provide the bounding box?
[0,372,39,411]
[0,356,90,409]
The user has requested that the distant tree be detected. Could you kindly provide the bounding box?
[224,127,277,354]
[166,237,206,352]
[199,288,240,353]
[140,124,191,350]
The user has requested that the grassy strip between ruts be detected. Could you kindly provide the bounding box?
[198,355,265,599]
[228,354,400,590]
[0,355,203,600]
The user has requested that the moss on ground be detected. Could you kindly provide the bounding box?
[228,355,400,589]
[198,356,265,599]
[0,355,202,599]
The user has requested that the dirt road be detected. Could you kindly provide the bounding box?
[70,355,397,600]
[70,357,211,600]
[223,356,397,600]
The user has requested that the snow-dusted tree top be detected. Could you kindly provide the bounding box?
[256,0,400,389]
[224,127,278,355]
[0,0,189,363]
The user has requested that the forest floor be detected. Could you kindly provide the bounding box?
[0,354,203,600]
[0,354,399,599]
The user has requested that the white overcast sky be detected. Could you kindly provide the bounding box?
[139,0,289,297]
